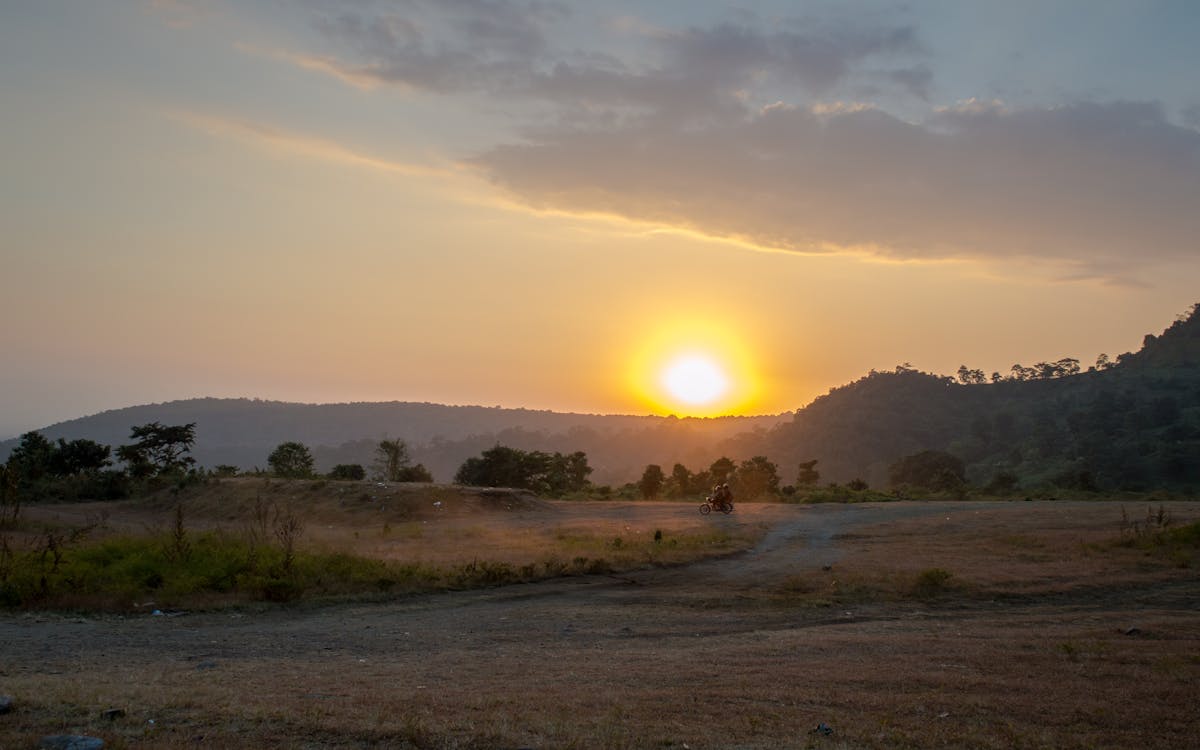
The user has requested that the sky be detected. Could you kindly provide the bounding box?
[2,0,1199,439]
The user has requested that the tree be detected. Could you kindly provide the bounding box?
[373,438,411,482]
[49,438,111,477]
[669,463,692,497]
[709,457,736,484]
[329,463,366,480]
[396,463,434,482]
[733,456,780,499]
[373,438,434,483]
[7,431,56,482]
[268,442,314,479]
[638,464,665,499]
[454,445,587,494]
[956,365,986,385]
[544,450,592,494]
[455,445,534,489]
[888,450,966,492]
[118,422,196,477]
[795,460,820,488]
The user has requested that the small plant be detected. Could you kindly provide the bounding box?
[273,505,305,575]
[167,502,190,562]
[911,568,954,599]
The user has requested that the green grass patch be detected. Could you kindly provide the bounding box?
[0,520,758,612]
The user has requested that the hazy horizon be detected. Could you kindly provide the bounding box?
[4,1,1198,440]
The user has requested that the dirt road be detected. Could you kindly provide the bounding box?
[2,499,1198,749]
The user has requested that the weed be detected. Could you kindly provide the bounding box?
[167,502,190,562]
[911,568,954,599]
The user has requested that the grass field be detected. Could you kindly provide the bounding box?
[1,483,1198,748]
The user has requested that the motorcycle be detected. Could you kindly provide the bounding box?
[699,495,734,515]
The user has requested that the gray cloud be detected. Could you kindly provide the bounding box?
[1183,103,1200,130]
[473,100,1200,275]
[302,3,1199,277]
[309,3,924,113]
[312,0,566,92]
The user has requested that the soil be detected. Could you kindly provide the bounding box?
[2,498,1198,749]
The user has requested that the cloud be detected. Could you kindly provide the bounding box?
[289,3,1198,279]
[472,100,1200,277]
[171,111,456,179]
[303,2,925,117]
[1183,102,1200,130]
[145,0,211,29]
[307,0,567,94]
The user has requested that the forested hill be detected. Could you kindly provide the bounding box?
[6,306,1197,492]
[746,304,1200,491]
[0,400,786,486]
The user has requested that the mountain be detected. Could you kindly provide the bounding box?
[0,400,788,486]
[743,303,1200,491]
[6,305,1197,493]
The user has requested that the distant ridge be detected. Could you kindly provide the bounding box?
[6,304,1197,491]
[0,399,787,486]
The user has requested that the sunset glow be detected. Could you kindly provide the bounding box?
[0,2,1197,437]
[626,314,760,417]
[662,355,730,406]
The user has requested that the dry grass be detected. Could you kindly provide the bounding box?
[1,496,1198,748]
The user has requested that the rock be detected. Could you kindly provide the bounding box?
[1123,627,1142,636]
[38,736,105,750]
[0,695,13,714]
[195,660,218,671]
[100,708,125,720]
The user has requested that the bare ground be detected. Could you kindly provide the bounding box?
[2,499,1198,749]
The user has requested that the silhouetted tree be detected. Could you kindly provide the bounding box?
[669,463,692,497]
[49,438,111,477]
[455,444,584,493]
[7,431,56,482]
[957,365,986,384]
[795,460,820,487]
[118,422,196,477]
[733,455,780,499]
[268,442,315,478]
[329,463,366,480]
[638,464,665,499]
[709,457,736,484]
[373,438,411,482]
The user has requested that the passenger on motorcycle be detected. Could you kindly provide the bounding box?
[713,483,733,512]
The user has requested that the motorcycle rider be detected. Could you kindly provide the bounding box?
[713,483,733,512]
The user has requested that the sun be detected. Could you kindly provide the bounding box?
[661,355,729,405]
[625,312,760,417]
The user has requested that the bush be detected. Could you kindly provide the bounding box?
[329,464,366,481]
[911,568,954,599]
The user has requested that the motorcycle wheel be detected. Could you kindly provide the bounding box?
[699,503,711,515]
[721,504,733,514]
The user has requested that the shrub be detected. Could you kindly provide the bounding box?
[329,464,365,481]
[911,568,954,599]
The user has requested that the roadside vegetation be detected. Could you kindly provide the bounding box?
[0,476,756,612]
